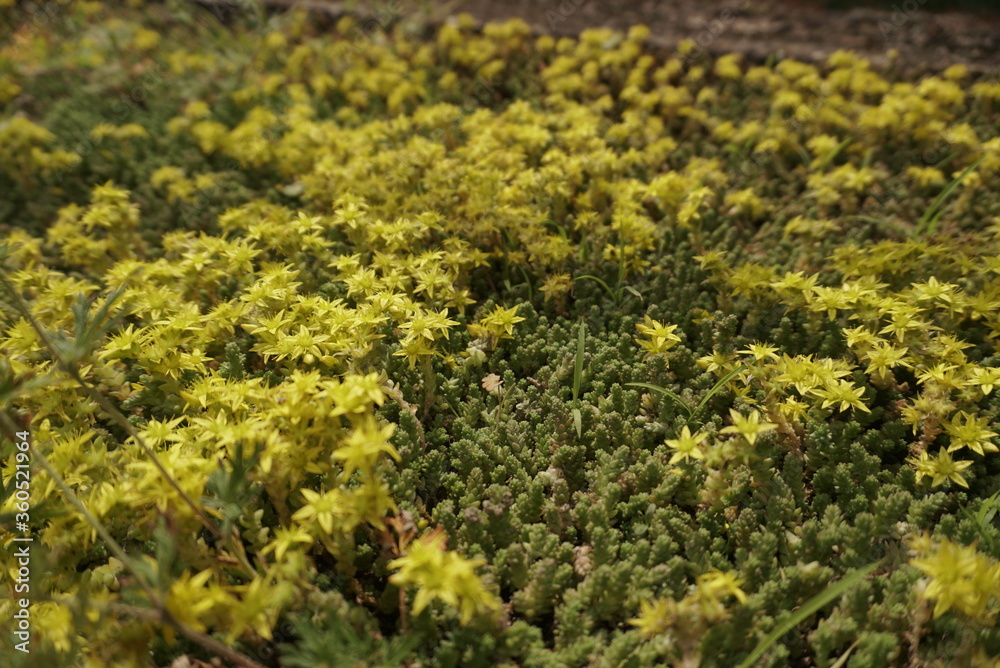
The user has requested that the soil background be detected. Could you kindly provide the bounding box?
[246,0,1000,76]
[445,0,1000,74]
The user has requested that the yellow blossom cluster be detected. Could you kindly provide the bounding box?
[630,569,747,664]
[909,533,1000,623]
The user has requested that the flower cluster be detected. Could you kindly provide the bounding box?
[909,533,1000,623]
[388,528,502,625]
[630,569,748,665]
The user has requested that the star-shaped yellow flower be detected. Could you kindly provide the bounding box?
[665,425,708,464]
[720,409,778,446]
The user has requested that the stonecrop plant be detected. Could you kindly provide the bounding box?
[1,1,999,667]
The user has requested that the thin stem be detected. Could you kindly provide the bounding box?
[0,410,161,610]
[420,356,436,419]
[102,601,269,668]
[382,382,426,450]
[399,586,409,635]
[0,274,223,541]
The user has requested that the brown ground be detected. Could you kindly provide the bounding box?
[440,0,1000,75]
[211,0,1000,75]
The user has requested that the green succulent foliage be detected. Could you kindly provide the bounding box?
[279,612,420,668]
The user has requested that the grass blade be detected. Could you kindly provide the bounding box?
[915,156,984,237]
[694,363,748,414]
[572,322,586,437]
[814,136,852,171]
[625,382,693,417]
[976,489,1000,525]
[517,265,534,302]
[829,639,861,668]
[623,285,644,301]
[575,275,616,302]
[573,322,586,402]
[737,561,879,668]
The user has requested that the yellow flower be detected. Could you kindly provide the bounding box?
[714,54,742,80]
[629,597,676,637]
[943,412,998,456]
[261,527,314,562]
[635,315,682,355]
[136,416,185,447]
[227,576,296,642]
[697,569,747,602]
[720,409,778,446]
[333,419,400,479]
[540,273,572,300]
[665,425,708,464]
[910,535,1000,622]
[389,529,500,625]
[478,304,526,338]
[292,488,347,534]
[676,186,713,228]
[469,304,526,348]
[909,449,973,488]
[906,165,946,188]
[164,569,231,635]
[738,342,780,362]
[970,366,1000,396]
[697,350,739,374]
[31,603,75,653]
[862,340,910,381]
[811,379,871,413]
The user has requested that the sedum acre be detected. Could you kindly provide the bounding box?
[0,1,999,666]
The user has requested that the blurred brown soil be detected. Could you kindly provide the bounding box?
[439,0,1000,74]
[213,0,1000,75]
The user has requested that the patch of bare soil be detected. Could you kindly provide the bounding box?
[440,0,1000,75]
[205,0,1000,75]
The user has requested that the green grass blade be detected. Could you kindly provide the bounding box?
[976,490,1000,525]
[845,215,888,226]
[573,322,586,401]
[625,382,693,417]
[517,265,534,302]
[737,561,879,668]
[860,147,874,169]
[694,363,748,414]
[575,275,615,301]
[916,156,984,237]
[829,639,860,668]
[617,229,627,286]
[572,407,582,438]
[962,489,1000,550]
[932,150,959,170]
[814,136,852,171]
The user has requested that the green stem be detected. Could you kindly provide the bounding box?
[382,382,426,450]
[0,274,223,542]
[420,355,436,419]
[103,600,268,668]
[0,410,160,611]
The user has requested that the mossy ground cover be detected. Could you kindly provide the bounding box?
[1,2,1000,667]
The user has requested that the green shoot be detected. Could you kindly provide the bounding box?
[695,364,747,415]
[626,381,693,418]
[737,561,880,668]
[915,156,984,237]
[814,136,853,171]
[626,363,748,424]
[572,321,586,437]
